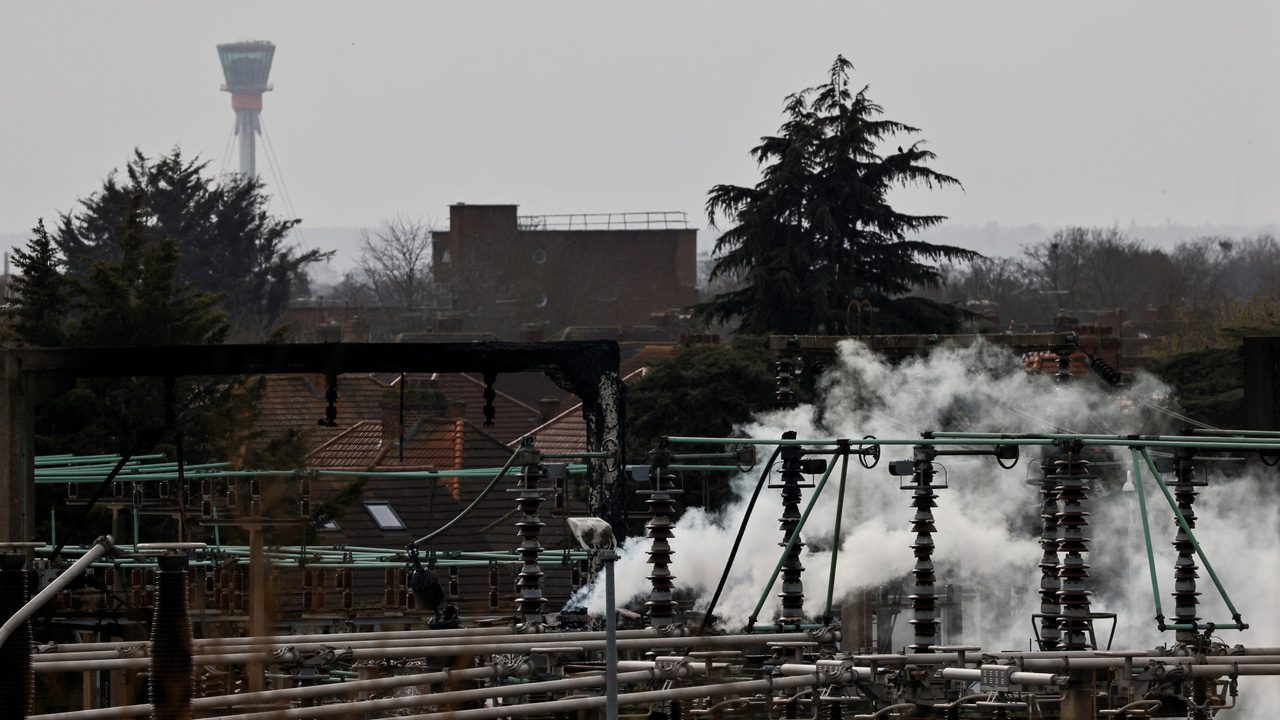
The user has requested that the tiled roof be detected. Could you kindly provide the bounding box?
[306,421,386,469]
[250,373,394,453]
[428,373,543,445]
[312,474,482,552]
[515,407,589,456]
[509,366,649,455]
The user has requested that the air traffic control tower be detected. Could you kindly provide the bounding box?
[217,41,275,178]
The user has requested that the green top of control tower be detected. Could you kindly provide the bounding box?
[217,41,275,93]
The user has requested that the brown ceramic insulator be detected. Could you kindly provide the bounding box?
[907,449,939,653]
[1053,452,1095,651]
[514,463,547,626]
[777,441,806,628]
[150,554,194,720]
[0,554,32,717]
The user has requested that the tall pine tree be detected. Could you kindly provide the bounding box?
[53,148,327,338]
[699,56,978,335]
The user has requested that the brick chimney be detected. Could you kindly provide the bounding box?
[447,399,467,420]
[381,378,450,445]
[538,396,561,423]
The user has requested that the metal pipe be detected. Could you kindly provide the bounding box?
[749,446,841,627]
[29,666,511,720]
[938,667,1066,685]
[779,662,874,681]
[664,436,1054,447]
[825,445,850,624]
[396,673,820,720]
[33,627,680,663]
[33,632,817,673]
[1016,655,1280,671]
[1139,449,1246,627]
[1130,448,1165,626]
[210,669,661,720]
[604,548,619,720]
[0,536,113,650]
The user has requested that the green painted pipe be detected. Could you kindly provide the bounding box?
[933,431,1280,447]
[1139,448,1246,628]
[1129,448,1165,623]
[667,435,1059,447]
[824,449,850,624]
[1087,439,1280,451]
[1189,429,1280,437]
[749,453,843,626]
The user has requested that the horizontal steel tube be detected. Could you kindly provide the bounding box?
[938,668,1065,685]
[34,627,688,663]
[33,632,814,673]
[212,669,660,720]
[780,663,874,681]
[399,673,819,720]
[1017,655,1280,671]
[29,665,508,720]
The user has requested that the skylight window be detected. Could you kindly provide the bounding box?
[318,518,340,532]
[364,501,406,530]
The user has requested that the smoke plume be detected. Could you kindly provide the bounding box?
[571,339,1279,711]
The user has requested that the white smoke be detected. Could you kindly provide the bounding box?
[571,339,1280,712]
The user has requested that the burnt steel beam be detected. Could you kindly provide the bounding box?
[769,332,1080,358]
[11,341,613,383]
[0,341,626,541]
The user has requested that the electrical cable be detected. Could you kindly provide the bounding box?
[258,118,305,243]
[697,445,783,636]
[218,129,235,176]
[411,450,521,548]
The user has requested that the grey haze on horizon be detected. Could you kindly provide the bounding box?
[3,2,1278,268]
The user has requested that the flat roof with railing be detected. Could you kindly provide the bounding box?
[517,211,689,231]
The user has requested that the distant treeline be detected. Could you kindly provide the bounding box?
[926,227,1280,350]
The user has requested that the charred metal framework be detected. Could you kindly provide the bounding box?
[0,341,627,542]
[2,429,1278,719]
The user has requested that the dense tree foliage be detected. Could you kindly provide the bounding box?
[699,56,978,335]
[50,149,327,337]
[626,339,777,512]
[9,195,239,457]
[6,220,71,347]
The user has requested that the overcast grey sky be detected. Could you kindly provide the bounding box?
[3,2,1279,252]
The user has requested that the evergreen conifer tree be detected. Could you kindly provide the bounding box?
[699,56,978,335]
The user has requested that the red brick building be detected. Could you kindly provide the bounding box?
[432,204,698,337]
